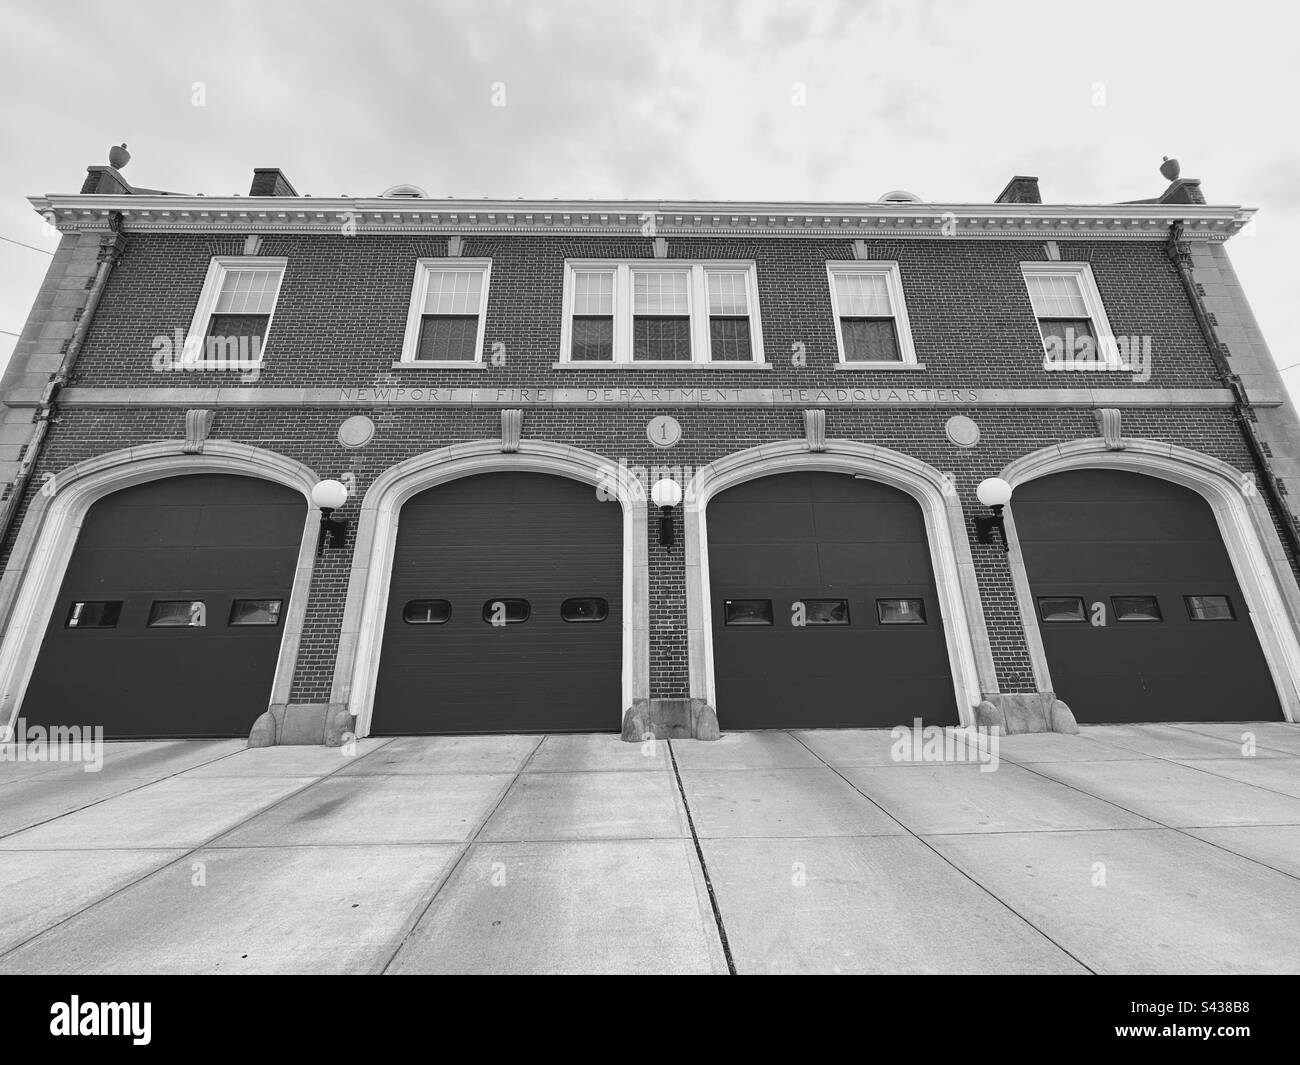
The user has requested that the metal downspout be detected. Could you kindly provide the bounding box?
[1165,221,1300,562]
[0,214,126,548]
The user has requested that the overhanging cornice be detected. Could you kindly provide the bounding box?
[28,194,1255,241]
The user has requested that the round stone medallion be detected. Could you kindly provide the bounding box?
[647,415,682,449]
[944,415,981,448]
[338,415,376,449]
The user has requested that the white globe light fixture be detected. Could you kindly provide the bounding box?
[651,478,683,548]
[976,478,1013,508]
[312,479,350,554]
[974,477,1013,550]
[312,479,349,510]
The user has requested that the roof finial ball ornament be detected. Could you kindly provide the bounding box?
[109,143,130,170]
[1160,156,1180,181]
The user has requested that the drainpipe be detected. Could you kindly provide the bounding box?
[1166,221,1300,562]
[0,212,127,547]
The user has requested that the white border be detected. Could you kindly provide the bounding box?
[558,260,765,365]
[825,260,919,368]
[182,256,287,367]
[0,441,320,733]
[682,439,997,725]
[398,258,493,366]
[331,440,650,737]
[999,438,1300,722]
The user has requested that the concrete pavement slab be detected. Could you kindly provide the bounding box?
[336,734,541,776]
[479,770,688,841]
[216,773,514,846]
[1,739,246,782]
[0,774,175,839]
[524,733,670,773]
[988,732,1145,764]
[930,828,1300,973]
[842,763,1155,835]
[791,728,912,767]
[0,776,309,849]
[700,835,1085,974]
[0,845,461,974]
[678,767,904,838]
[177,738,392,778]
[1168,721,1300,757]
[1080,724,1290,761]
[0,848,187,955]
[386,839,727,974]
[1185,825,1300,879]
[670,731,822,770]
[1031,759,1300,827]
[1168,757,1300,800]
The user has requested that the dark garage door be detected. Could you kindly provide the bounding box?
[23,474,305,738]
[371,471,622,734]
[708,471,956,729]
[1014,468,1281,723]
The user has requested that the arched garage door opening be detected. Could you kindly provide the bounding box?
[371,471,623,734]
[1013,468,1282,723]
[22,473,306,738]
[707,471,957,729]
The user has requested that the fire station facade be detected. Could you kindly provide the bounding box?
[3,160,1300,744]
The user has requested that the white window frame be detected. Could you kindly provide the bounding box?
[558,260,765,365]
[399,258,493,365]
[1020,261,1121,369]
[182,256,287,366]
[825,261,919,367]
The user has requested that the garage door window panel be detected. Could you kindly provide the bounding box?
[229,599,283,626]
[877,598,927,625]
[147,600,207,627]
[724,599,774,626]
[1038,596,1086,623]
[403,599,452,625]
[1112,595,1162,622]
[561,597,609,622]
[1185,594,1235,621]
[801,598,851,625]
[65,600,123,629]
[483,598,530,625]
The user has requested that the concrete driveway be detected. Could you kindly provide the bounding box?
[1,722,1299,974]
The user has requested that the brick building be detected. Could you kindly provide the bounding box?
[2,153,1298,744]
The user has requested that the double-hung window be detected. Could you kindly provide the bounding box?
[184,257,286,366]
[560,261,763,364]
[1021,262,1118,369]
[400,259,492,364]
[826,262,918,365]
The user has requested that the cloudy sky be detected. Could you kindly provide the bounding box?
[1,0,1296,394]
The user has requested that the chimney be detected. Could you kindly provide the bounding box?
[995,176,1041,204]
[250,168,299,197]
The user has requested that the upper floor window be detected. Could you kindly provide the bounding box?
[1020,262,1118,368]
[826,262,917,366]
[400,259,492,364]
[184,257,286,366]
[560,261,764,365]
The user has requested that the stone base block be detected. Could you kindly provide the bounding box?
[975,693,1078,735]
[621,698,720,741]
[246,702,353,747]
